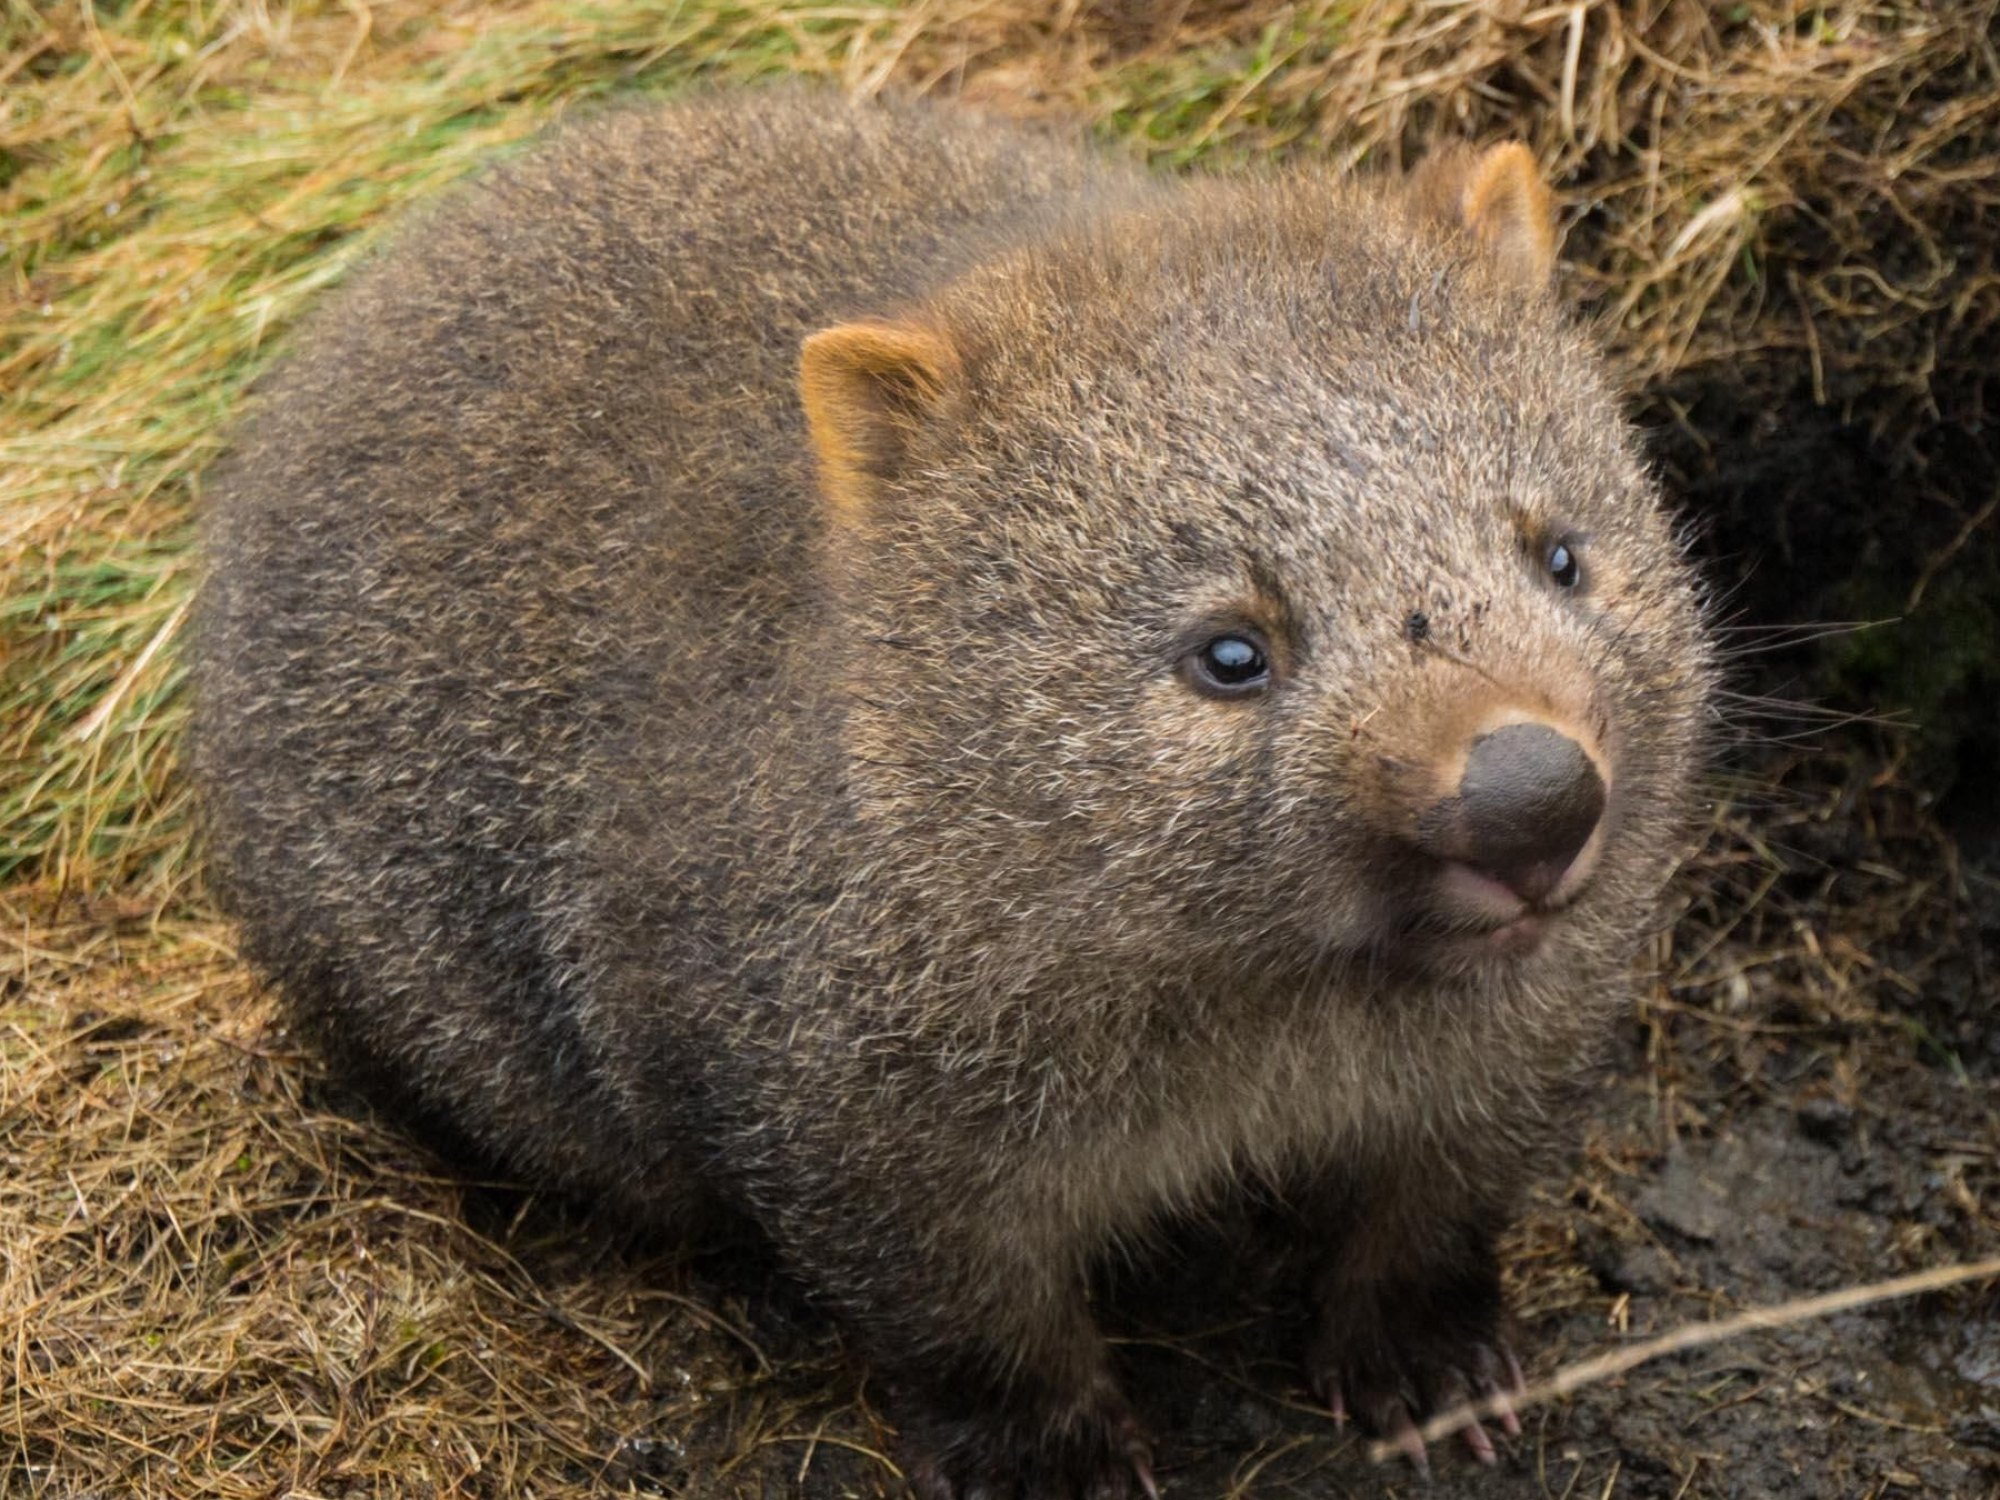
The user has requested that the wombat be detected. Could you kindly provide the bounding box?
[193,90,1714,1498]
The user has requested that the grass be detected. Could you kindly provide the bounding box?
[3,1,1997,1495]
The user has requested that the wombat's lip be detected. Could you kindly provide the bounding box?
[1477,911,1549,957]
[1439,861,1535,922]
[1425,860,1576,956]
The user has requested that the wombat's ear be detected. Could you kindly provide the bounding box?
[1408,141,1557,292]
[799,320,961,518]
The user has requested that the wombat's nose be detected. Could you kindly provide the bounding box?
[1424,721,1607,905]
[1457,722,1606,902]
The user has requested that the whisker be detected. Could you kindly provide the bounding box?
[1711,691,1906,733]
[1710,619,1889,656]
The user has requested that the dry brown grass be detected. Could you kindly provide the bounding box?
[891,2,2000,425]
[2,894,872,1496]
[4,2,1996,1495]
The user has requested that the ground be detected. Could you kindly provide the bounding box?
[3,3,1996,1497]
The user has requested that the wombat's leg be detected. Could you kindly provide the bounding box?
[817,1218,1158,1500]
[1299,1178,1526,1471]
[895,1349,1158,1500]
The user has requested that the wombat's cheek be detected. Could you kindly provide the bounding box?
[1262,823,1424,957]
[1132,676,1274,770]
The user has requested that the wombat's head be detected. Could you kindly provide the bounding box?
[801,145,1713,992]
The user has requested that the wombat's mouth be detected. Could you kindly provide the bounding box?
[1434,862,1555,957]
[1392,844,1602,962]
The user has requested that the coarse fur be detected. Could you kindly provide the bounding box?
[194,89,1715,1496]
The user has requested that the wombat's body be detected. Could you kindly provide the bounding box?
[195,91,1713,1495]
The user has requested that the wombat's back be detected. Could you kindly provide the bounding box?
[193,92,1110,1198]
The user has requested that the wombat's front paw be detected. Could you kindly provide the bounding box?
[1308,1315,1524,1473]
[900,1373,1159,1500]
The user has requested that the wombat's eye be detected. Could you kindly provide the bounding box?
[1184,633,1271,700]
[1546,537,1582,589]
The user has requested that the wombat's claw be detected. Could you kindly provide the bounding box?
[1322,1382,1432,1473]
[1496,1344,1527,1436]
[1388,1405,1430,1475]
[1458,1410,1494,1464]
[1102,1402,1161,1500]
[1126,1443,1161,1500]
[1313,1336,1525,1471]
[1451,1338,1528,1451]
[1436,1340,1528,1464]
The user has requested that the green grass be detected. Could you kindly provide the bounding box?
[0,0,902,890]
[1094,8,1353,169]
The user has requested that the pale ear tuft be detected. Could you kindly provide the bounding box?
[799,320,960,519]
[1410,141,1558,293]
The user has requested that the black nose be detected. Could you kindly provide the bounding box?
[1443,721,1607,904]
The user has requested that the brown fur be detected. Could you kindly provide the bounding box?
[193,89,1715,1496]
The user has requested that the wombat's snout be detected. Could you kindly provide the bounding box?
[1420,720,1608,909]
